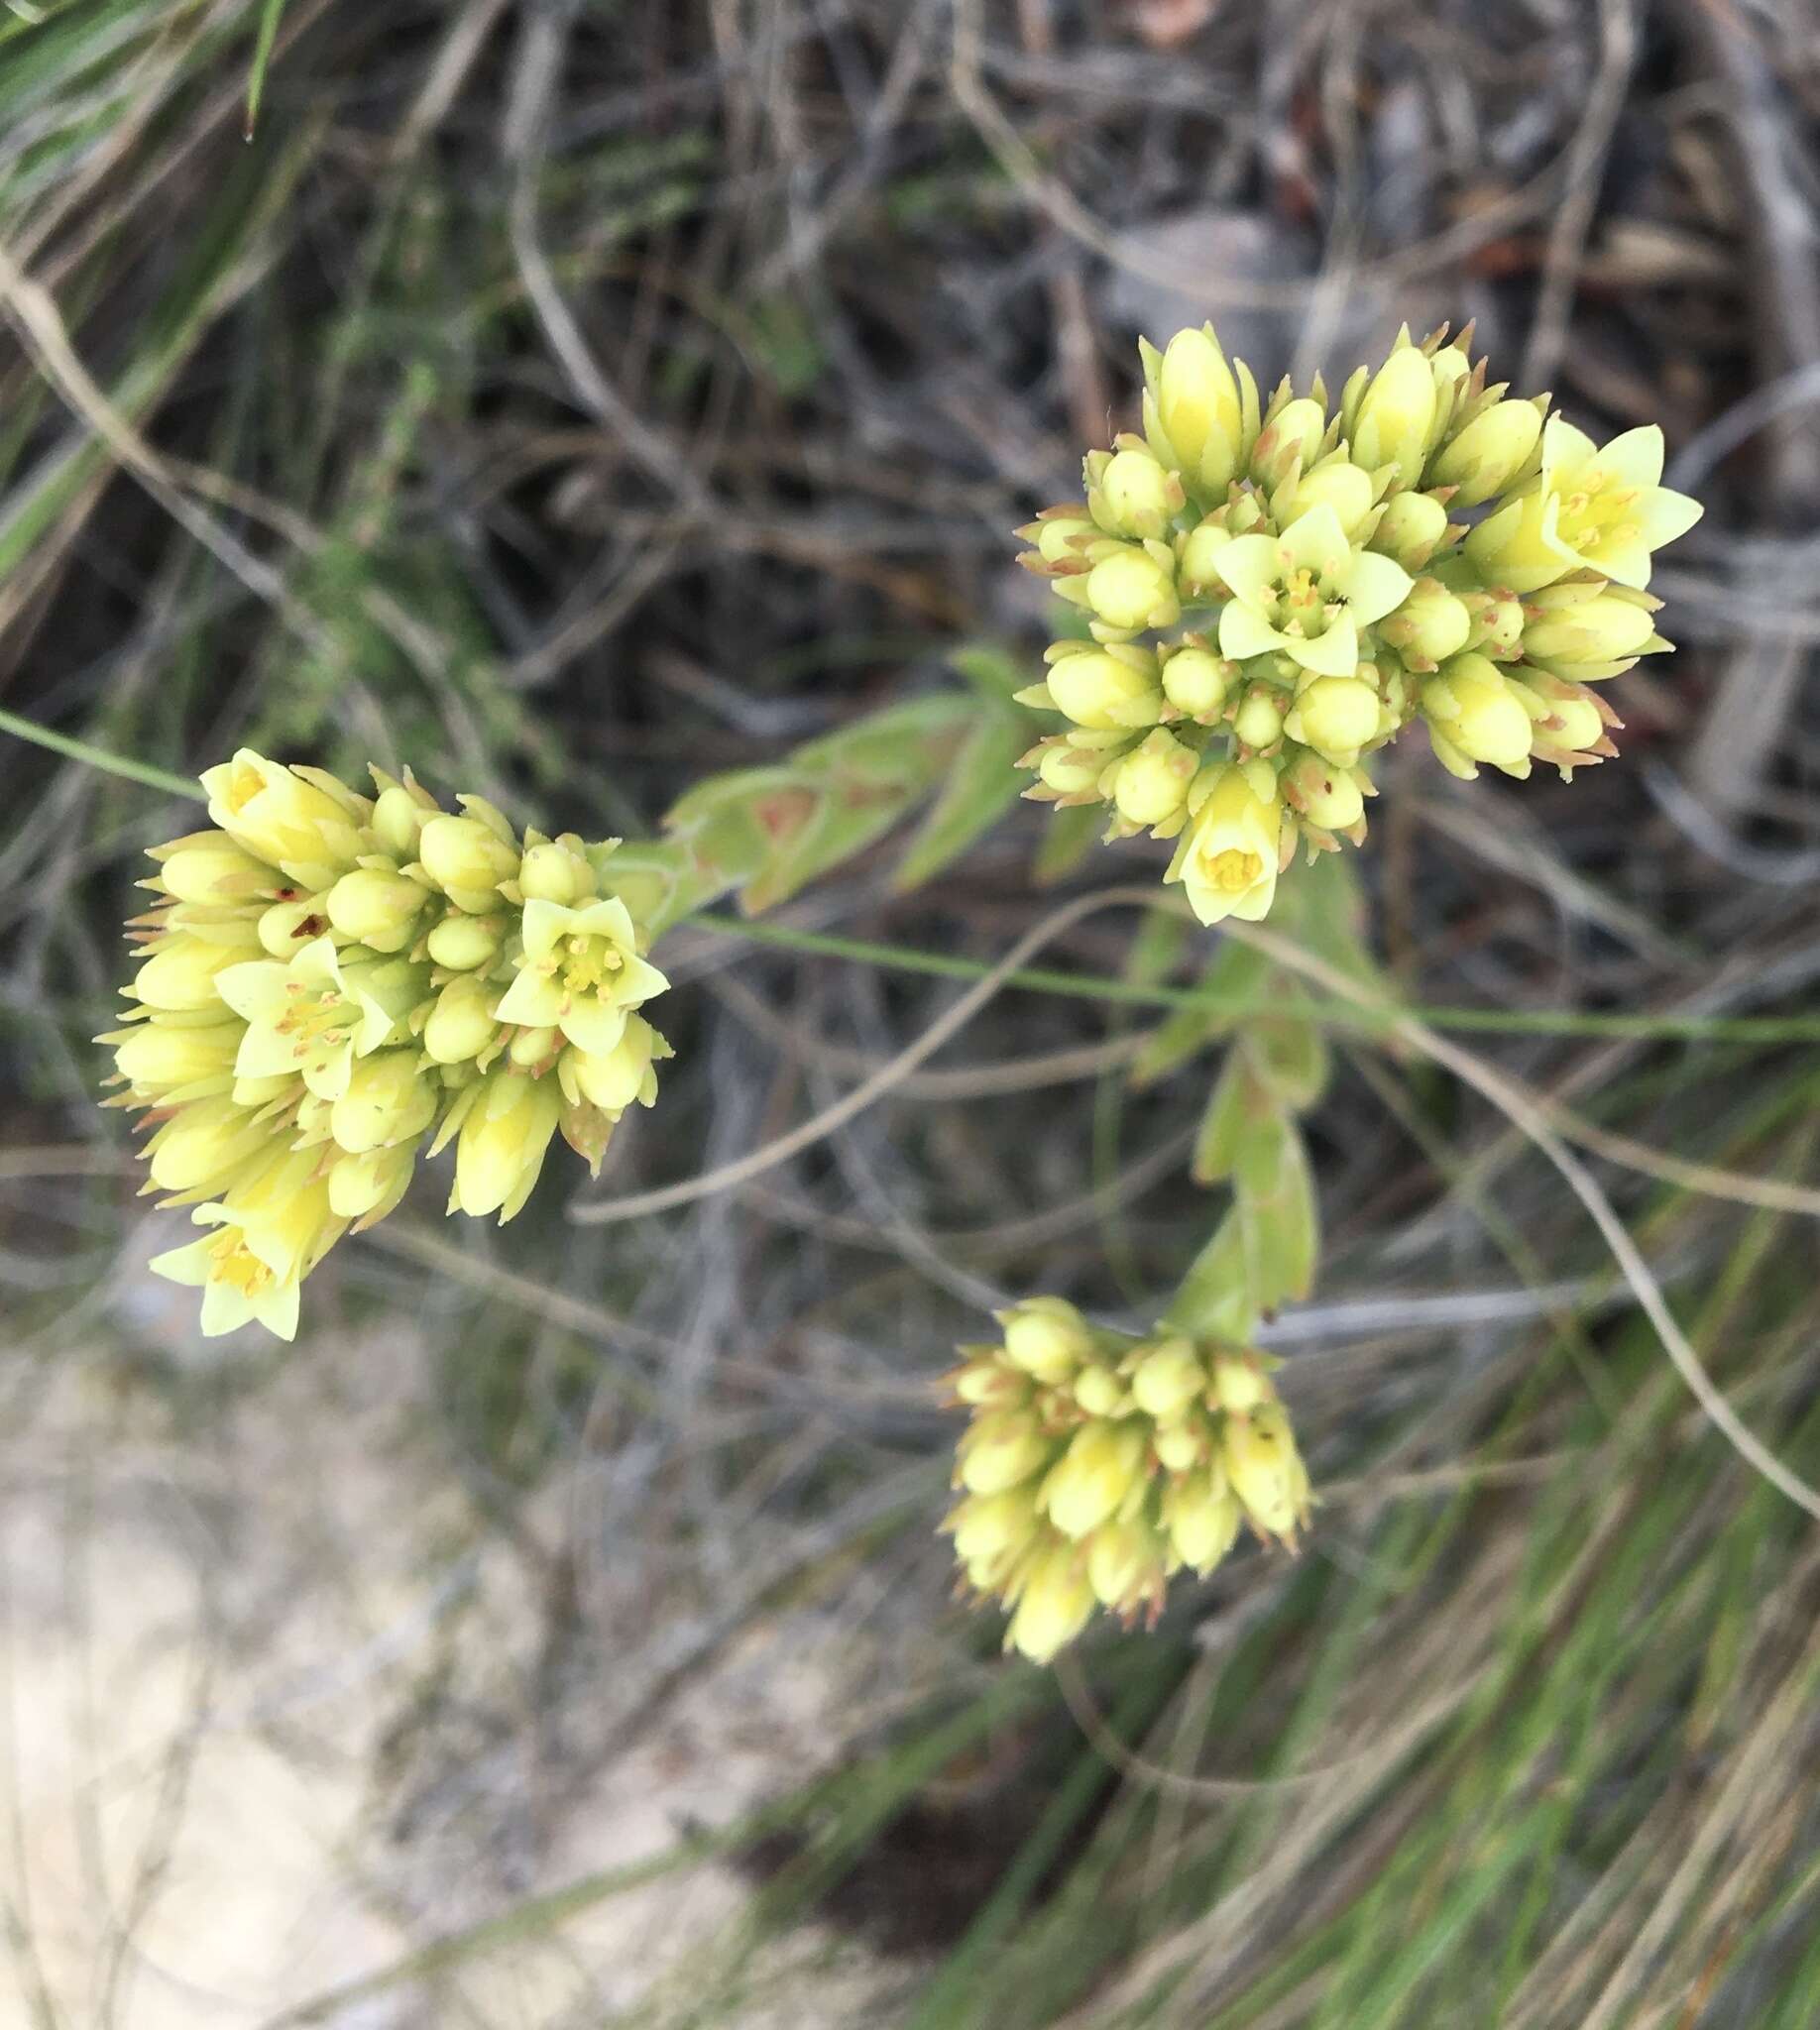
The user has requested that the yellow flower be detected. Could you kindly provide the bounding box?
[945,1487,1043,1592]
[105,1015,243,1102]
[1142,324,1248,496]
[1211,505,1413,678]
[441,1068,562,1221]
[557,1012,668,1114]
[1421,653,1535,778]
[1166,762,1283,925]
[1042,645,1164,731]
[1464,418,1702,593]
[199,749,367,891]
[214,935,386,1103]
[1426,395,1544,507]
[1223,1403,1311,1545]
[150,1218,303,1342]
[1039,1422,1147,1539]
[142,1095,275,1198]
[1004,1541,1096,1662]
[1161,1468,1242,1574]
[1283,675,1383,769]
[1000,1296,1092,1383]
[956,1409,1053,1496]
[495,895,669,1056]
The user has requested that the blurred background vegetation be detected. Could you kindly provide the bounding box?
[3,1,1819,2024]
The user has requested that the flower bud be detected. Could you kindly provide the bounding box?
[1145,325,1244,495]
[1224,1404,1309,1543]
[1351,341,1437,485]
[518,840,594,906]
[560,1013,664,1113]
[1082,546,1180,633]
[370,784,431,858]
[1376,578,1471,667]
[446,1068,561,1221]
[330,1049,436,1156]
[422,973,500,1066]
[1422,653,1534,772]
[417,814,521,913]
[1128,1336,1206,1422]
[144,1095,274,1196]
[109,1017,242,1099]
[1278,456,1376,536]
[1464,588,1525,661]
[1086,445,1185,540]
[325,867,429,954]
[1108,729,1197,830]
[1074,1365,1128,1419]
[1005,1542,1096,1662]
[1035,734,1118,798]
[509,1024,560,1069]
[1028,512,1097,566]
[1160,647,1233,722]
[151,835,275,905]
[327,1141,417,1223]
[200,749,366,890]
[958,1410,1052,1496]
[257,895,326,957]
[1210,1351,1272,1413]
[1520,589,1660,669]
[130,934,249,1012]
[1041,1422,1147,1539]
[946,1488,1042,1589]
[425,912,505,971]
[1162,1470,1242,1573]
[1232,687,1285,750]
[1087,1519,1166,1612]
[1368,491,1451,572]
[1153,1420,1204,1474]
[1046,646,1164,731]
[1001,1296,1092,1382]
[1249,396,1327,490]
[1285,675,1381,765]
[1427,395,1543,506]
[1177,521,1234,597]
[1284,751,1365,832]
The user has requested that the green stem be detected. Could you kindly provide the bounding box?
[0,708,195,799]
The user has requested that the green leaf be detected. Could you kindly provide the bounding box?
[245,0,288,139]
[891,708,1026,891]
[1164,1209,1261,1342]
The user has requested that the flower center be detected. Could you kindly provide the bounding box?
[225,763,265,816]
[211,1231,273,1297]
[281,978,351,1064]
[558,934,625,998]
[1206,847,1263,891]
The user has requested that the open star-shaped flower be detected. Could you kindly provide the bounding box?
[1466,418,1702,594]
[215,936,404,1104]
[1211,505,1413,677]
[495,895,669,1055]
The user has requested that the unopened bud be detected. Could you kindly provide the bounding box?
[1081,546,1180,633]
[1046,646,1164,731]
[1002,1296,1092,1382]
[1128,1336,1206,1422]
[326,867,429,953]
[417,815,521,912]
[1369,491,1451,572]
[1351,341,1437,485]
[1377,578,1471,666]
[1160,646,1232,721]
[1087,445,1185,540]
[1145,324,1245,495]
[1285,675,1381,764]
[1427,395,1543,506]
[1109,729,1197,830]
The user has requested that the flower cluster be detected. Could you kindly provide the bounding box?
[1016,322,1703,925]
[101,750,671,1339]
[941,1297,1310,1662]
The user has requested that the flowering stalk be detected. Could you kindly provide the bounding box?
[942,1297,1311,1662]
[1015,321,1703,925]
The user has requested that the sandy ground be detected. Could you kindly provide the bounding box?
[2,1301,895,2028]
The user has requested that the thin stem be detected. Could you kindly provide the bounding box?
[0,708,195,800]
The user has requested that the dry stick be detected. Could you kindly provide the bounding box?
[568,884,1166,1224]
